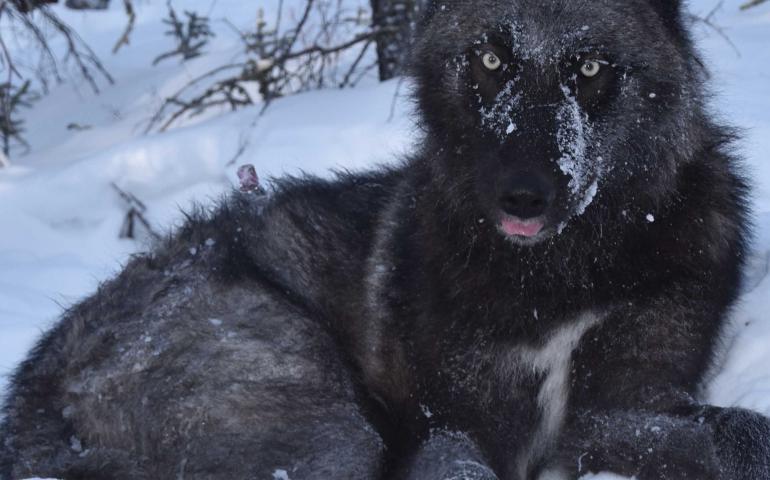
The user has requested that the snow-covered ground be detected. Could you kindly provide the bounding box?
[1,1,769,479]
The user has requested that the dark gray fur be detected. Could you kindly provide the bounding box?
[3,0,770,479]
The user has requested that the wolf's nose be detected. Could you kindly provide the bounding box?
[500,191,549,219]
[499,174,553,219]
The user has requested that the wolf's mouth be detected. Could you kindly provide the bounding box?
[498,215,545,238]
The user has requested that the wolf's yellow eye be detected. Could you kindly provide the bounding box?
[580,60,601,78]
[482,52,502,71]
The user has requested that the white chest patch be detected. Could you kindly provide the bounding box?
[494,312,602,480]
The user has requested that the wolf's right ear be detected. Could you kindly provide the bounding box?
[647,0,685,31]
[419,0,438,24]
[647,0,682,17]
[418,0,450,26]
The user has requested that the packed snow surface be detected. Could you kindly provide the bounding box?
[1,1,770,479]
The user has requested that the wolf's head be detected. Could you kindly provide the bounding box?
[412,0,705,245]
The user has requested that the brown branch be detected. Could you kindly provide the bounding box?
[282,0,314,56]
[741,0,768,10]
[112,182,161,241]
[40,7,114,92]
[144,62,245,132]
[16,9,63,87]
[281,27,393,63]
[147,1,393,133]
[112,0,136,54]
[0,3,22,81]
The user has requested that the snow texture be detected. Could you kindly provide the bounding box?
[579,474,636,480]
[1,2,770,480]
[555,83,599,216]
[480,78,523,138]
[272,469,291,480]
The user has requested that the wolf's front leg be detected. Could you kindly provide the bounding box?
[549,293,770,479]
[554,406,770,479]
[395,431,498,480]
[702,405,770,479]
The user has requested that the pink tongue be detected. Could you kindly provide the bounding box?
[500,218,544,237]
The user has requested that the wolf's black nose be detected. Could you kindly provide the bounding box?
[499,174,553,219]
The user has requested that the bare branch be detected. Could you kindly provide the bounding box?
[688,1,741,58]
[1,2,113,94]
[112,182,161,241]
[147,1,388,133]
[112,0,136,54]
[741,0,768,10]
[39,7,114,92]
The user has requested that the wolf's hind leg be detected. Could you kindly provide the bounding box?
[1,275,385,480]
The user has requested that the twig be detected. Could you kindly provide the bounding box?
[147,1,391,133]
[111,182,161,241]
[144,62,244,132]
[40,7,114,92]
[283,0,314,56]
[705,0,725,21]
[339,38,371,87]
[740,0,768,10]
[226,132,249,166]
[152,2,214,65]
[112,0,136,54]
[688,1,741,58]
[387,75,405,122]
[0,3,21,80]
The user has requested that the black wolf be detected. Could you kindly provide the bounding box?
[3,0,770,479]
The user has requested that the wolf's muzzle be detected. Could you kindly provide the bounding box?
[498,171,555,220]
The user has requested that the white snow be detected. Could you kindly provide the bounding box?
[1,1,769,478]
[579,474,636,480]
[272,469,291,480]
[556,83,599,214]
[480,78,523,138]
[695,1,770,417]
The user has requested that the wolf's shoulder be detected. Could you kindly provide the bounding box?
[267,167,406,224]
[157,166,408,311]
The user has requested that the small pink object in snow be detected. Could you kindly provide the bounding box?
[238,164,261,193]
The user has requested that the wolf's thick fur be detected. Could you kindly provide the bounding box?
[3,0,770,479]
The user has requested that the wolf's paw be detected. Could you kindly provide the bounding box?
[635,424,720,480]
[401,431,498,480]
[708,407,770,480]
[443,460,499,480]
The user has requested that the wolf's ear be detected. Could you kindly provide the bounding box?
[647,0,684,30]
[648,0,682,16]
[419,0,444,25]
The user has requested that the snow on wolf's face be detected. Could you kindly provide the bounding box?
[413,0,699,245]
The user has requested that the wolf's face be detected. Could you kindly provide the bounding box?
[413,0,700,245]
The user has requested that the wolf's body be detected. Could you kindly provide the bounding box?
[3,0,770,479]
